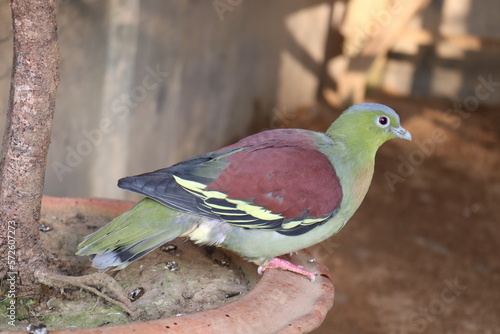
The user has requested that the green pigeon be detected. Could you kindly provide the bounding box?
[77,103,411,281]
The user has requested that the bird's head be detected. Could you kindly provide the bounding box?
[326,103,412,151]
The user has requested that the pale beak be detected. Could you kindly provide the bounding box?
[391,126,412,141]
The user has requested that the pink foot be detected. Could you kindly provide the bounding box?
[258,257,316,282]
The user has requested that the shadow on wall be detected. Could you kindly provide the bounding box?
[0,0,336,199]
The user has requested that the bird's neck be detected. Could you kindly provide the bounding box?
[338,139,375,203]
[324,128,379,214]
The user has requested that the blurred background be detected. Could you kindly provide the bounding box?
[0,0,499,333]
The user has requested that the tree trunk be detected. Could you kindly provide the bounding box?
[0,0,59,298]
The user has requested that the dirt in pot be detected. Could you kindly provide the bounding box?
[0,210,253,331]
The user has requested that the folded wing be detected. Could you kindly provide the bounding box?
[118,129,343,236]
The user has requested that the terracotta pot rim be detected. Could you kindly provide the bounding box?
[27,196,335,333]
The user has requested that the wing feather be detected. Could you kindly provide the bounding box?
[118,129,343,236]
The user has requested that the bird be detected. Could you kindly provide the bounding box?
[76,103,411,281]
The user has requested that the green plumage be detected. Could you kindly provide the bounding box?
[77,103,411,277]
[77,198,196,270]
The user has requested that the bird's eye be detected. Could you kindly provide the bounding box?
[376,116,390,128]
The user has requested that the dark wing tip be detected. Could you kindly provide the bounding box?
[118,175,149,196]
[117,173,170,197]
[117,176,135,191]
[118,167,174,193]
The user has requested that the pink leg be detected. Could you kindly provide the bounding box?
[258,257,316,282]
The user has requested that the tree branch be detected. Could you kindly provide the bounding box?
[0,0,59,296]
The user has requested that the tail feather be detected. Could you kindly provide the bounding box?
[76,198,195,271]
[90,229,181,271]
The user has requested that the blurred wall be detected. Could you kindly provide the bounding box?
[0,0,333,199]
[380,0,500,104]
[322,0,500,106]
[1,0,499,200]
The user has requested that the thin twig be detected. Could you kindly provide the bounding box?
[34,268,138,317]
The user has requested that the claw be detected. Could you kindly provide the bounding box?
[257,265,264,276]
[257,257,317,282]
